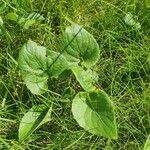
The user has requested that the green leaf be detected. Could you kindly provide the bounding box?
[18,40,48,94]
[144,135,150,150]
[6,12,18,21]
[124,13,141,30]
[62,87,75,99]
[19,105,52,142]
[62,24,100,68]
[23,76,48,95]
[72,66,98,92]
[18,12,44,29]
[47,51,70,78]
[72,89,118,139]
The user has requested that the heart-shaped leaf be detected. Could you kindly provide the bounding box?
[72,89,118,139]
[72,66,98,92]
[18,40,48,94]
[61,24,100,68]
[19,105,52,142]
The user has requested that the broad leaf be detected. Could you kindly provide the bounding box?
[19,105,52,142]
[144,135,150,150]
[72,66,98,92]
[18,40,48,94]
[72,89,117,139]
[47,51,70,78]
[62,24,99,68]
[23,76,48,95]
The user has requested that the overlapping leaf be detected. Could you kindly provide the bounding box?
[47,51,70,78]
[18,40,48,94]
[72,66,98,92]
[18,40,73,94]
[62,24,100,68]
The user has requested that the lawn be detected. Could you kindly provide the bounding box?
[0,0,150,149]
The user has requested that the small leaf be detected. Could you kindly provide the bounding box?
[19,105,52,142]
[18,40,48,94]
[72,66,98,92]
[124,13,141,30]
[18,12,44,29]
[144,135,150,150]
[47,51,70,78]
[62,24,100,68]
[62,87,75,99]
[22,19,36,29]
[72,89,117,139]
[6,12,18,21]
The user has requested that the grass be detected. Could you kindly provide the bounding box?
[0,0,150,149]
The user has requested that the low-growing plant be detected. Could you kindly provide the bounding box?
[18,24,118,142]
